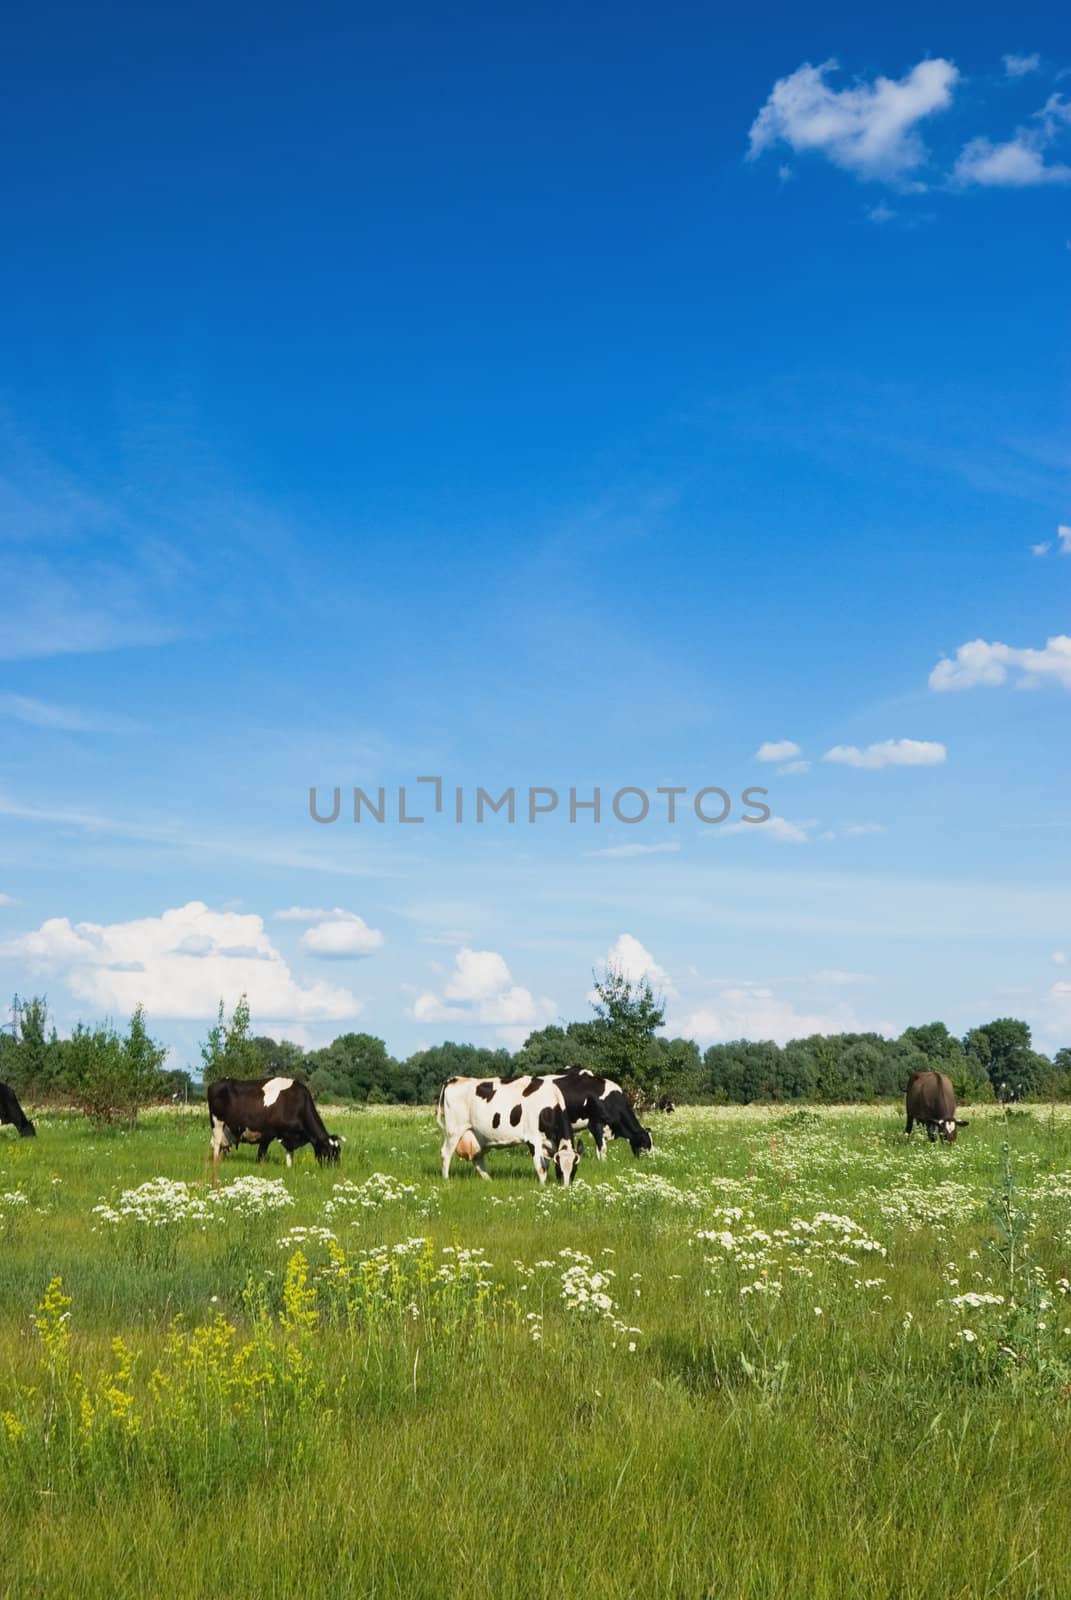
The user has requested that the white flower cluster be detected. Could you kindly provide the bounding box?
[210,1176,294,1219]
[323,1172,434,1219]
[278,1225,339,1251]
[93,1175,294,1229]
[558,1248,641,1348]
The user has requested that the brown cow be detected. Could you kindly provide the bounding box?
[905,1069,969,1143]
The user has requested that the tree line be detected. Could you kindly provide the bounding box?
[2,975,1069,1127]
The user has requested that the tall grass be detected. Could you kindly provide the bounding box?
[1,1103,1070,1597]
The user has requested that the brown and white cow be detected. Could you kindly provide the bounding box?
[437,1075,582,1184]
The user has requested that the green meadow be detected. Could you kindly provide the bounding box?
[1,1103,1070,1600]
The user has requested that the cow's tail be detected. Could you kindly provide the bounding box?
[435,1081,447,1127]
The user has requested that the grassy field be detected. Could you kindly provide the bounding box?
[2,1101,1071,1599]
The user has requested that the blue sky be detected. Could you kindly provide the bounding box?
[1,0,1069,1068]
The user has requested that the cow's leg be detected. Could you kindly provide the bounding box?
[905,1115,914,1136]
[530,1142,548,1184]
[256,1135,273,1164]
[441,1129,465,1179]
[926,1122,937,1143]
[209,1117,230,1185]
[590,1119,608,1160]
[472,1150,492,1181]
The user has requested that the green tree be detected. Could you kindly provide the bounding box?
[965,1018,1038,1101]
[305,1032,397,1102]
[512,1022,603,1074]
[200,995,262,1086]
[6,996,61,1099]
[64,1006,166,1128]
[590,966,666,1095]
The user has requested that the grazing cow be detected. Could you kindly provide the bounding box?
[0,1082,35,1138]
[905,1070,969,1144]
[553,1067,652,1160]
[437,1075,582,1184]
[207,1077,341,1177]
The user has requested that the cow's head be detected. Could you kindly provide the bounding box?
[19,1119,36,1138]
[553,1137,582,1186]
[630,1127,653,1157]
[940,1118,969,1143]
[318,1134,343,1165]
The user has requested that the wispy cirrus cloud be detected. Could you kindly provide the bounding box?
[0,693,141,734]
[587,841,681,859]
[1003,53,1040,79]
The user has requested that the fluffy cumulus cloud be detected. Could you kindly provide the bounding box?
[411,947,555,1048]
[669,983,867,1046]
[748,57,958,180]
[599,933,676,996]
[954,94,1071,187]
[274,906,384,959]
[755,739,801,762]
[3,901,363,1021]
[823,739,946,769]
[929,635,1071,692]
[953,134,1071,187]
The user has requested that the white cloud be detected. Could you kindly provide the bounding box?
[840,821,887,837]
[718,815,813,844]
[755,739,801,762]
[823,739,946,769]
[779,759,812,775]
[954,95,1071,188]
[274,905,385,958]
[300,916,383,959]
[1032,542,1051,556]
[929,635,1071,691]
[0,693,140,734]
[953,135,1071,187]
[1059,525,1071,553]
[867,203,896,223]
[1052,951,1067,966]
[0,892,15,907]
[2,900,363,1021]
[411,946,555,1044]
[669,983,866,1046]
[748,57,958,181]
[587,841,680,859]
[1003,53,1040,78]
[600,933,675,995]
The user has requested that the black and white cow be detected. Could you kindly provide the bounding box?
[437,1075,582,1185]
[0,1081,35,1138]
[207,1077,341,1177]
[553,1068,652,1159]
